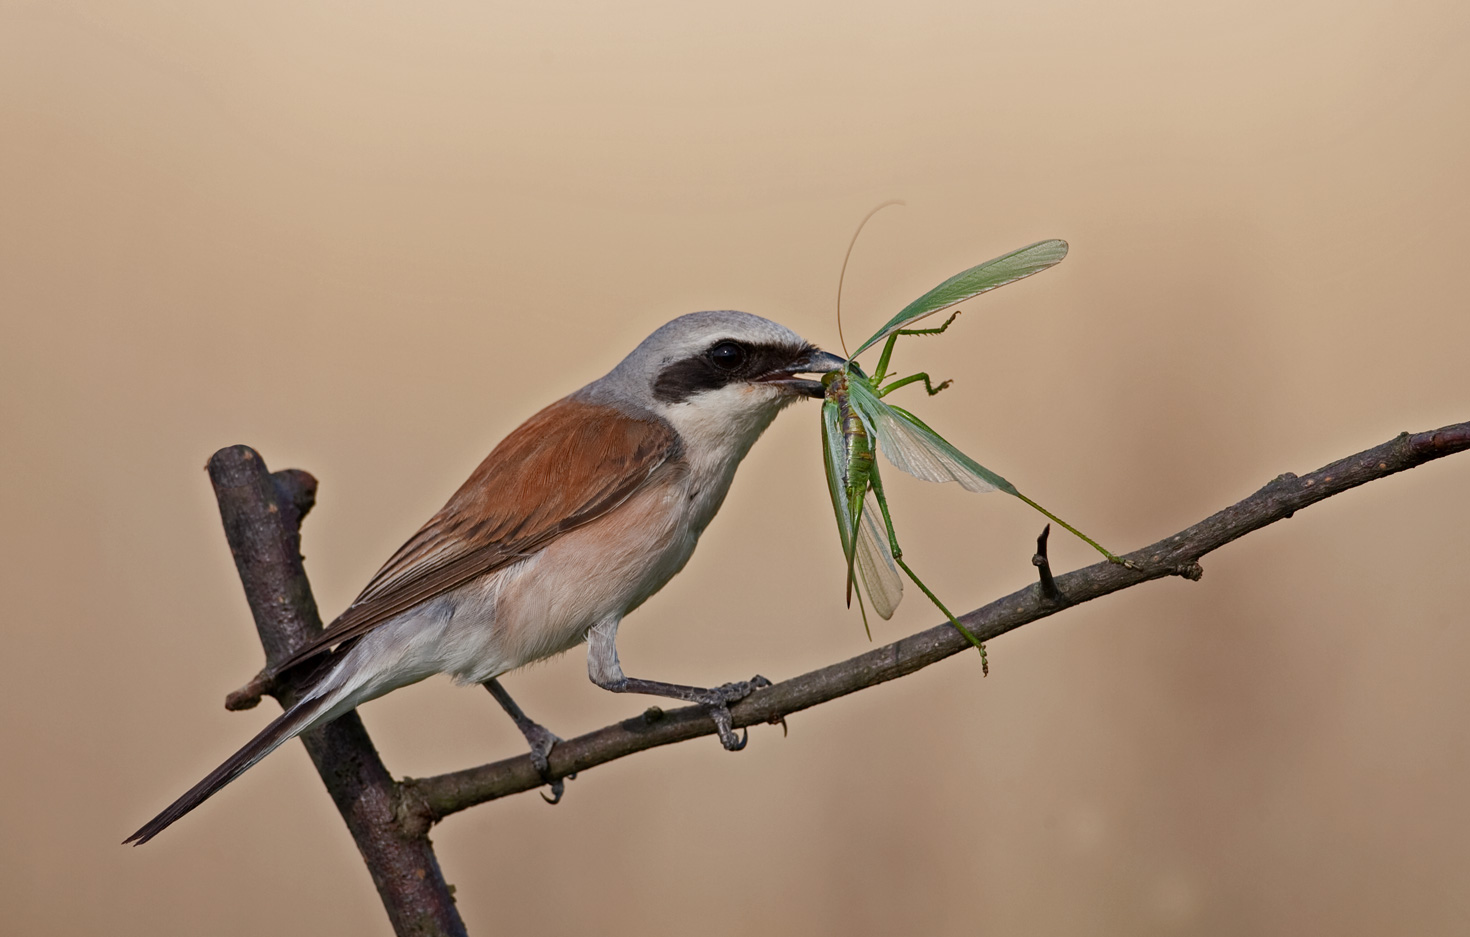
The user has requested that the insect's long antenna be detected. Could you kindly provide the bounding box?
[836,200,904,358]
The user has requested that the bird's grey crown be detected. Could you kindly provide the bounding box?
[577,311,815,409]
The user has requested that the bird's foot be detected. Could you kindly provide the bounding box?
[697,675,772,751]
[518,722,575,804]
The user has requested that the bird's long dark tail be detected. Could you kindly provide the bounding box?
[123,691,336,845]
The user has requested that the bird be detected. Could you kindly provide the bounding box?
[126,310,845,845]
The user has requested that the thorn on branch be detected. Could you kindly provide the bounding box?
[1033,524,1067,605]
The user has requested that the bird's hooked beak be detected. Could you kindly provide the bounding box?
[754,347,847,399]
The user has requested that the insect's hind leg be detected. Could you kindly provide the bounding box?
[1010,492,1136,569]
[868,463,989,673]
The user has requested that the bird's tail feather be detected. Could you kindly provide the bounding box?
[123,691,337,846]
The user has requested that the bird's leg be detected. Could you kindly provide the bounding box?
[586,619,769,751]
[482,678,572,804]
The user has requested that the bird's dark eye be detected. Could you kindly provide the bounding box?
[708,341,746,371]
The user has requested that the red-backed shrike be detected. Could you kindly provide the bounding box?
[127,311,844,844]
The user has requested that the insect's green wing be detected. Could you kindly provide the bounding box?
[854,488,902,619]
[822,387,903,621]
[849,387,1125,563]
[822,395,869,603]
[846,379,1020,495]
[821,396,857,561]
[851,239,1069,358]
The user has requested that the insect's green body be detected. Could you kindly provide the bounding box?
[819,237,1123,670]
[831,382,873,552]
[820,366,879,608]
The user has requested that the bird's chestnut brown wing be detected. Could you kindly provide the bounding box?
[270,399,679,676]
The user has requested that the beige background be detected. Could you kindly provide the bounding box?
[3,2,1469,934]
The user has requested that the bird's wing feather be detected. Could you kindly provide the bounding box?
[271,398,680,675]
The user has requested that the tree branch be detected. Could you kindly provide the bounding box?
[402,421,1470,823]
[203,422,1468,937]
[207,447,467,937]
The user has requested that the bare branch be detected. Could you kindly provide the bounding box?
[198,422,1468,937]
[207,447,467,937]
[403,421,1470,823]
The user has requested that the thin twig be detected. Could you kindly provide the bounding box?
[401,422,1470,823]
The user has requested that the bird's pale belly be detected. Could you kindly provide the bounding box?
[312,456,733,711]
[486,475,701,678]
[328,471,696,698]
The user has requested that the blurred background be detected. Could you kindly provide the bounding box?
[3,1,1468,934]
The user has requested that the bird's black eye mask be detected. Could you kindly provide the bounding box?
[652,340,816,403]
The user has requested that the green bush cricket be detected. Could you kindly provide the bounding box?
[820,218,1126,672]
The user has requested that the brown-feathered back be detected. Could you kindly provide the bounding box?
[272,399,679,675]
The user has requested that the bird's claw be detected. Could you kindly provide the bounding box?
[698,675,771,752]
[521,722,573,805]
